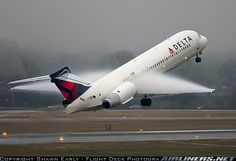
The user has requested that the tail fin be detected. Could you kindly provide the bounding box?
[50,66,92,104]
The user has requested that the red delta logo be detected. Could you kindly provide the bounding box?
[168,48,174,54]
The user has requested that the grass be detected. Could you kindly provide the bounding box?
[0,140,236,156]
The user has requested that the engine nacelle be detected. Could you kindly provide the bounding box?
[102,82,136,108]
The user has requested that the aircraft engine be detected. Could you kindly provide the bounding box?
[102,82,136,108]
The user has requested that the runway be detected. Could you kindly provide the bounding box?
[1,109,236,145]
[1,129,236,144]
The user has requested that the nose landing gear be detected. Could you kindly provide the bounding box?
[195,54,202,63]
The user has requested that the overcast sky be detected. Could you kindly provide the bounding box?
[0,0,236,55]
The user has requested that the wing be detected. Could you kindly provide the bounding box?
[133,73,214,95]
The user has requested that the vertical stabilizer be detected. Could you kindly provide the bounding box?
[50,66,92,106]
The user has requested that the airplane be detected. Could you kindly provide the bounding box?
[9,30,213,114]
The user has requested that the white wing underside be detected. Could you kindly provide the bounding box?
[133,73,214,95]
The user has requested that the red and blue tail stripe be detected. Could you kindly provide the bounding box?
[50,66,91,104]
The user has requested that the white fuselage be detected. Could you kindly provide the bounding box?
[66,30,207,113]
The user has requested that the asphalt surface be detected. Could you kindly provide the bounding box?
[1,129,236,144]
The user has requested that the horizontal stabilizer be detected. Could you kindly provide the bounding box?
[8,75,50,85]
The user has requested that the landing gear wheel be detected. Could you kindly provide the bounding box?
[141,99,146,106]
[195,55,201,63]
[146,98,152,106]
[141,98,152,107]
[62,100,69,108]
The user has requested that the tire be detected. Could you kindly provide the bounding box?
[195,57,201,63]
[198,57,201,62]
[147,98,152,106]
[141,99,146,106]
[62,100,69,108]
[195,57,199,62]
[141,98,152,106]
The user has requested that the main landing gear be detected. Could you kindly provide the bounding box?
[195,54,202,63]
[62,99,69,108]
[141,95,152,107]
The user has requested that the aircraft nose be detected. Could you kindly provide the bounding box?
[200,35,208,49]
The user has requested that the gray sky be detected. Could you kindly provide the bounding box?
[0,0,236,55]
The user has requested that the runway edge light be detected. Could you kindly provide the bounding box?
[2,132,8,136]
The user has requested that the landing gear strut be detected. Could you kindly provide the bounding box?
[141,95,152,107]
[195,54,201,63]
